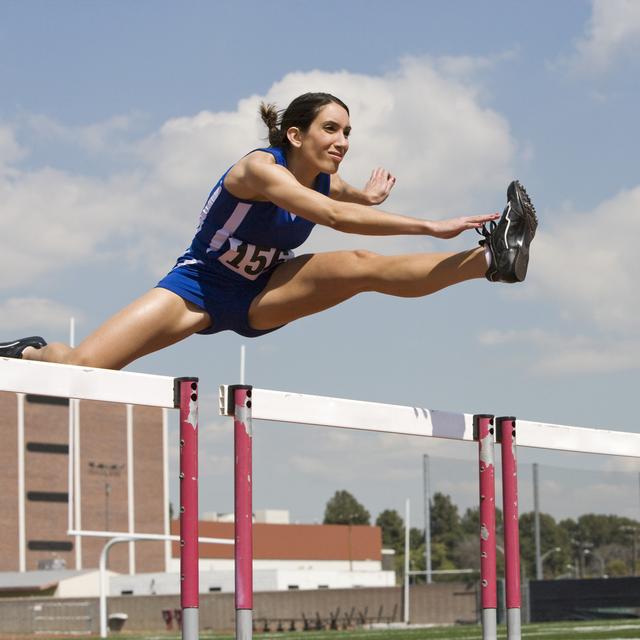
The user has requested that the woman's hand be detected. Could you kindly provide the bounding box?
[363,167,396,205]
[428,213,500,239]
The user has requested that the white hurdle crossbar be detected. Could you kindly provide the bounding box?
[220,385,640,640]
[1,357,176,407]
[219,386,640,457]
[0,358,205,640]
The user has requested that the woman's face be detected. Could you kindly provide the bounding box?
[289,102,351,174]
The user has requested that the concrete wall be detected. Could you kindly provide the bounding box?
[0,583,478,634]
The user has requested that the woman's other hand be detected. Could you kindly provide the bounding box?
[363,167,396,205]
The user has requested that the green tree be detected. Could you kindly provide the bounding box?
[519,512,571,579]
[323,490,370,525]
[376,509,404,552]
[559,514,640,578]
[430,492,462,554]
[460,505,503,537]
[410,526,424,551]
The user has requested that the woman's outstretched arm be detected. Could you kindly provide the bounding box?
[244,153,499,238]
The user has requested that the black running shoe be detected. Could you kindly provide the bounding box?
[478,180,538,283]
[0,336,47,359]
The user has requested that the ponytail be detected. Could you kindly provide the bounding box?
[259,93,349,150]
[259,102,286,147]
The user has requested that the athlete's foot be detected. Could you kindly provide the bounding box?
[477,180,538,283]
[0,336,48,359]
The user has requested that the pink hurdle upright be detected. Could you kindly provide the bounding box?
[475,415,497,639]
[498,417,522,640]
[225,386,523,640]
[176,377,200,640]
[231,385,254,640]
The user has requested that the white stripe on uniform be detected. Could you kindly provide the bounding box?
[196,186,222,233]
[208,202,252,251]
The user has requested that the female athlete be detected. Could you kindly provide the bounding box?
[0,92,537,370]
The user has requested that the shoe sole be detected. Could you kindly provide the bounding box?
[510,181,537,282]
[514,244,529,282]
[511,180,538,237]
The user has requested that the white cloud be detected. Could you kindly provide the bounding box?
[479,184,640,375]
[0,297,82,332]
[283,425,475,486]
[531,186,640,333]
[571,0,640,73]
[479,328,640,375]
[0,125,27,174]
[0,57,515,290]
[25,113,145,154]
[434,49,519,79]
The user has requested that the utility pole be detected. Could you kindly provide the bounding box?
[533,463,542,579]
[404,498,410,624]
[423,454,432,584]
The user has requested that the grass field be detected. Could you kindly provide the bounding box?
[24,619,640,640]
[214,620,640,640]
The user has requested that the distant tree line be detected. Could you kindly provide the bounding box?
[323,490,640,581]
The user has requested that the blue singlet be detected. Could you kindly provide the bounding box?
[156,147,331,337]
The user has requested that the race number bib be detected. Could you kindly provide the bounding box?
[218,238,293,280]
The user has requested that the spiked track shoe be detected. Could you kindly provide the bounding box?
[478,180,538,283]
[0,336,47,359]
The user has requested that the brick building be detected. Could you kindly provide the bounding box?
[0,391,167,574]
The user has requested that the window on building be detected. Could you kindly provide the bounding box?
[208,587,222,592]
[28,541,73,552]
[26,394,69,406]
[27,442,69,454]
[287,585,299,590]
[27,491,68,502]
[317,585,329,589]
[120,590,134,595]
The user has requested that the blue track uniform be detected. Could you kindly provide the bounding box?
[157,147,331,337]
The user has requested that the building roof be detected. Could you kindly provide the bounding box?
[0,570,91,594]
[171,521,382,561]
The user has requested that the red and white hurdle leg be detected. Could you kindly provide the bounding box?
[475,414,497,640]
[498,416,521,640]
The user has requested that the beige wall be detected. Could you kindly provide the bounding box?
[0,583,479,634]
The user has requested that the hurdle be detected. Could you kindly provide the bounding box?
[0,358,207,640]
[220,384,640,640]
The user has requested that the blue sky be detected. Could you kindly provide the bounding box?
[2,0,640,526]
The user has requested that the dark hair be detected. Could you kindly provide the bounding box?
[259,92,350,149]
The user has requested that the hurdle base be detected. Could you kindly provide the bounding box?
[236,609,252,640]
[481,608,496,640]
[182,607,198,640]
[506,608,521,640]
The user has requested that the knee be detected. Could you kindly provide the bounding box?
[352,249,378,262]
[62,349,95,368]
[348,249,379,291]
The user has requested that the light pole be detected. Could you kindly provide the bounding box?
[571,539,591,578]
[538,547,561,579]
[423,454,432,584]
[583,548,606,578]
[557,564,575,579]
[533,463,542,579]
[88,462,124,531]
[621,526,638,576]
[105,482,112,530]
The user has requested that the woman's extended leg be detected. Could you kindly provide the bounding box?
[249,247,486,330]
[22,288,212,370]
